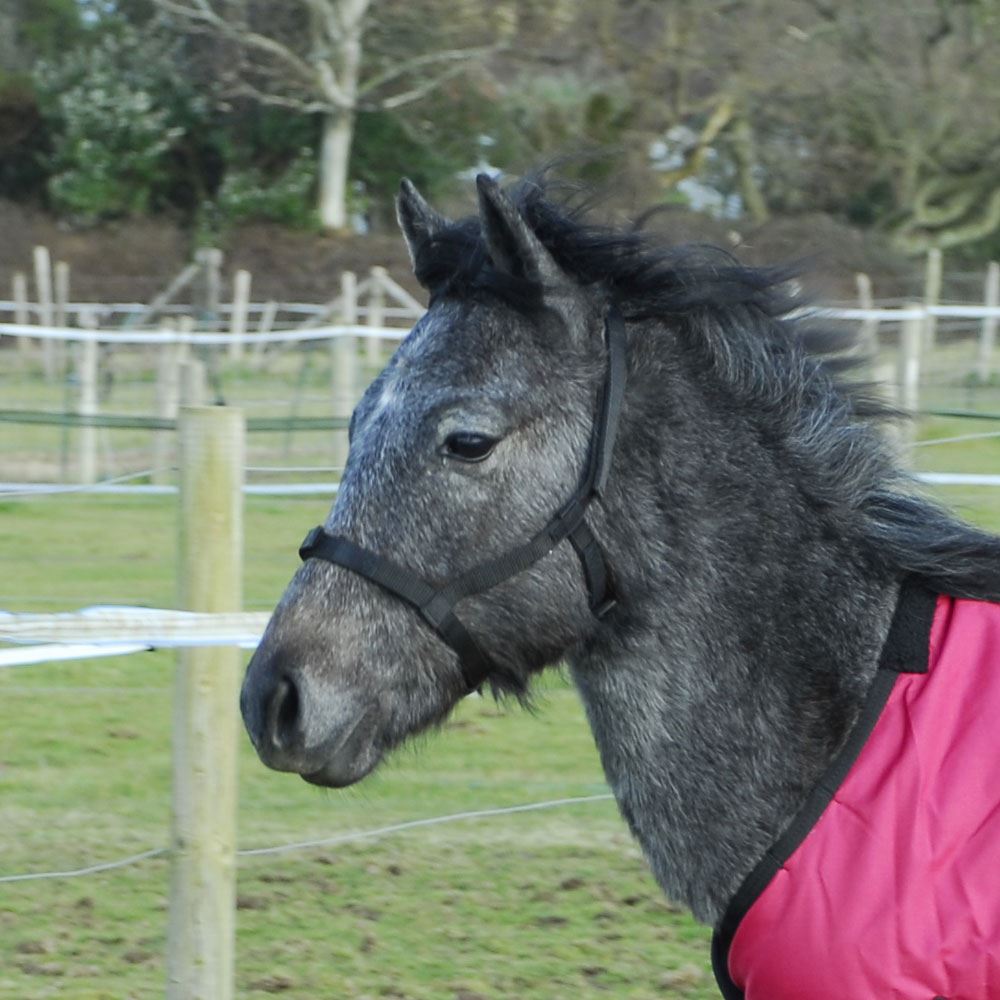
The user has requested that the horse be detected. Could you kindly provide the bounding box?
[241,175,1000,998]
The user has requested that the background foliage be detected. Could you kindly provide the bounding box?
[1,0,999,257]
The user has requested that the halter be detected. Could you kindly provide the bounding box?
[298,306,627,692]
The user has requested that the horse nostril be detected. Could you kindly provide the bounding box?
[266,676,301,751]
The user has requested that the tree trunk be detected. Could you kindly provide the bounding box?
[318,109,355,232]
[730,115,769,224]
[0,4,22,73]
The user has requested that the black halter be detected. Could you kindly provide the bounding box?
[298,307,627,692]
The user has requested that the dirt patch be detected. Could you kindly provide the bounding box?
[0,199,418,305]
[236,894,270,911]
[248,974,295,993]
[0,197,913,308]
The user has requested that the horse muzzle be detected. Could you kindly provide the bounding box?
[240,651,382,787]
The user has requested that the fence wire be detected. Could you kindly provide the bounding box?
[0,794,615,884]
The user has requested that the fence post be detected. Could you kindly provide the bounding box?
[229,268,251,361]
[855,272,878,355]
[167,405,243,1000]
[333,271,358,473]
[12,271,29,354]
[251,299,278,364]
[33,245,55,380]
[195,248,223,327]
[54,260,71,382]
[898,305,922,453]
[922,247,942,352]
[154,326,183,485]
[366,266,386,366]
[976,261,999,383]
[180,359,208,407]
[54,260,70,328]
[77,311,99,485]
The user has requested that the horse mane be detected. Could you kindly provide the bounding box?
[414,176,1000,602]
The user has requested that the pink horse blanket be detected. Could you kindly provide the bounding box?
[713,583,1000,999]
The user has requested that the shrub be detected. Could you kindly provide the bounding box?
[214,146,318,228]
[34,27,206,221]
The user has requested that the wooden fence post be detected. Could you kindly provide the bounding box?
[196,248,223,327]
[76,312,99,485]
[898,305,922,454]
[229,268,251,361]
[366,266,386,366]
[12,272,29,354]
[167,405,243,1000]
[33,246,55,380]
[922,248,942,353]
[976,261,999,383]
[53,261,71,386]
[874,361,902,453]
[251,300,278,364]
[54,260,70,328]
[855,272,878,355]
[180,358,208,407]
[332,271,358,472]
[154,327,183,485]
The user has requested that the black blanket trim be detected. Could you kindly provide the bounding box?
[711,579,939,999]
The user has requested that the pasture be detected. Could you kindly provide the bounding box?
[1,406,999,998]
[1,492,717,999]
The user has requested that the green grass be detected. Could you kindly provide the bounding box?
[0,349,388,482]
[1,677,713,999]
[1,393,999,998]
[0,494,717,1000]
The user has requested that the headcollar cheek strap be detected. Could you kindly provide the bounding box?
[589,307,628,498]
[297,305,628,691]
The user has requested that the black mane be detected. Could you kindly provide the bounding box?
[414,177,794,319]
[415,177,1000,603]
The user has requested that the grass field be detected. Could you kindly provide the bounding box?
[1,492,719,1000]
[1,404,999,997]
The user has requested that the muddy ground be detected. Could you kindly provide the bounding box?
[0,198,913,308]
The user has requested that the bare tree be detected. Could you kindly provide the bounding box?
[774,0,1000,252]
[511,0,1000,250]
[152,0,501,229]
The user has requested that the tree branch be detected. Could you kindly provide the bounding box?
[226,79,334,114]
[153,0,325,94]
[367,61,470,110]
[894,184,1000,253]
[356,43,500,97]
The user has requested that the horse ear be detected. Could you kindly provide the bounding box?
[475,174,564,288]
[396,178,448,272]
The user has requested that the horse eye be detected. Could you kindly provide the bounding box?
[442,432,498,463]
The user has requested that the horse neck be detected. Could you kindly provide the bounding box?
[570,325,899,924]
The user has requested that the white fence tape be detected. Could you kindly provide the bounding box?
[3,304,1000,348]
[917,472,1000,486]
[0,606,269,667]
[0,481,341,498]
[1,641,154,667]
[0,322,408,344]
[0,606,268,644]
[0,300,420,319]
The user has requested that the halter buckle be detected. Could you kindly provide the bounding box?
[299,526,324,561]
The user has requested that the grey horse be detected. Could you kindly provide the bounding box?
[241,175,1000,996]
